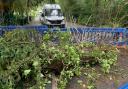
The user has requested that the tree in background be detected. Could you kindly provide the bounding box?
[0,0,43,25]
[58,0,128,27]
[0,0,128,27]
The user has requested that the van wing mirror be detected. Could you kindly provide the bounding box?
[41,13,44,17]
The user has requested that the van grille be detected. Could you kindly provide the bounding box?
[48,20,62,24]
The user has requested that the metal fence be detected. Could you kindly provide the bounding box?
[0,25,128,46]
[70,28,127,46]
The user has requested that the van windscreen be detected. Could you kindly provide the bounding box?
[44,9,63,16]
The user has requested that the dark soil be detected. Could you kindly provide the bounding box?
[66,48,128,89]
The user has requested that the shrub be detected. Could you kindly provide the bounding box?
[0,29,118,89]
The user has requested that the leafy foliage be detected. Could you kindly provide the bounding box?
[1,0,128,26]
[0,29,118,89]
[58,0,128,27]
[76,42,118,73]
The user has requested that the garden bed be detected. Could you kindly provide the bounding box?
[0,30,122,89]
[66,48,128,89]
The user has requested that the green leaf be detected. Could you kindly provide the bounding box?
[33,61,39,67]
[24,69,31,76]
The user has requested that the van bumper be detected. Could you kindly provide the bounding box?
[46,24,65,28]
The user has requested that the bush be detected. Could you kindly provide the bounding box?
[0,29,118,89]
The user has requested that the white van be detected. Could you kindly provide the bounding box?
[40,4,65,28]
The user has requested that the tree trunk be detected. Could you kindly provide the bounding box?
[0,0,16,25]
[95,0,100,25]
[1,0,14,25]
[52,74,58,89]
[3,8,11,25]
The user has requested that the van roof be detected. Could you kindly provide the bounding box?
[43,4,61,9]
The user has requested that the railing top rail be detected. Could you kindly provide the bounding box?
[0,25,127,33]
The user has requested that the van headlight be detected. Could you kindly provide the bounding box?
[61,20,65,24]
[46,20,51,24]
